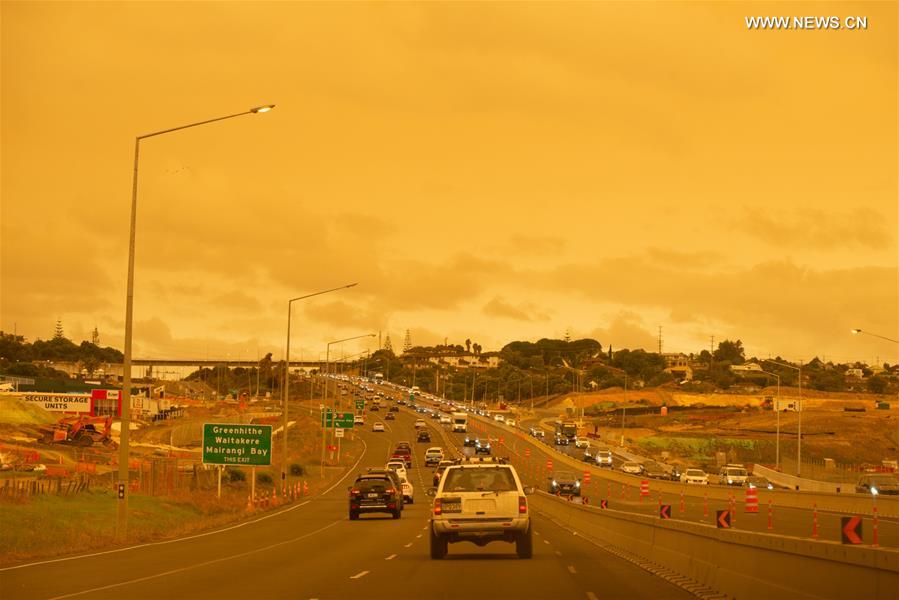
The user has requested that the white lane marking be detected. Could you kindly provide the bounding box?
[385,554,397,561]
[587,593,599,600]
[3,440,370,573]
[568,565,577,574]
[404,542,413,547]
[554,550,562,557]
[349,570,369,579]
[543,540,550,545]
[535,530,542,536]
[416,534,422,538]
[45,520,342,600]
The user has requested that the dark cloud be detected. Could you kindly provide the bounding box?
[483,296,550,322]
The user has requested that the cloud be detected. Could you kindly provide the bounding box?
[508,234,566,256]
[735,206,893,250]
[483,296,550,321]
[588,311,658,352]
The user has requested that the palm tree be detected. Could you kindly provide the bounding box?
[465,338,471,353]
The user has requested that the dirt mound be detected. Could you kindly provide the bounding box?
[0,394,57,425]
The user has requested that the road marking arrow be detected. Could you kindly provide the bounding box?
[841,516,863,545]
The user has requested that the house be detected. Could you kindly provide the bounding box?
[663,353,693,381]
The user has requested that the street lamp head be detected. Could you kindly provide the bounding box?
[250,104,276,114]
[851,329,862,334]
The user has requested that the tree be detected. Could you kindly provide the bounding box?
[465,338,471,353]
[403,330,412,353]
[867,375,888,394]
[91,326,100,345]
[713,340,745,364]
[384,334,393,353]
[53,319,65,340]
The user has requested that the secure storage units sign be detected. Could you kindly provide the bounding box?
[202,423,272,466]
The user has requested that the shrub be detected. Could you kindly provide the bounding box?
[225,467,245,483]
[257,472,273,485]
[290,464,304,476]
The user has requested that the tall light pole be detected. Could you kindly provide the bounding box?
[281,283,358,490]
[851,329,899,344]
[765,359,803,477]
[323,334,376,407]
[759,369,781,470]
[118,104,274,540]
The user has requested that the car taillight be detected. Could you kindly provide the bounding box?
[434,498,442,516]
[518,496,527,514]
[386,488,396,495]
[351,488,360,495]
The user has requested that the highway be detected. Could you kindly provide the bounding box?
[466,413,899,548]
[0,404,695,600]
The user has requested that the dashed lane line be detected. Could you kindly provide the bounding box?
[385,554,397,561]
[416,534,422,538]
[554,550,562,557]
[587,593,599,600]
[404,543,413,548]
[568,565,577,574]
[349,571,370,580]
[543,540,550,545]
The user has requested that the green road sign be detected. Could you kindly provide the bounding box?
[202,423,272,466]
[321,409,354,428]
[355,399,364,410]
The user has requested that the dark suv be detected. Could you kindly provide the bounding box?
[349,474,402,519]
[417,430,431,443]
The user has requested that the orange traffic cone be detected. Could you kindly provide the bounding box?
[745,486,759,513]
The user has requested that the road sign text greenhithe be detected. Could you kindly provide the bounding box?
[202,423,272,466]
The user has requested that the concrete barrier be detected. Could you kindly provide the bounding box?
[533,492,899,600]
[474,415,899,518]
[752,463,847,493]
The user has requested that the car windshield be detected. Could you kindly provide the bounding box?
[357,479,390,492]
[686,470,704,476]
[555,471,576,482]
[726,468,747,476]
[443,468,517,492]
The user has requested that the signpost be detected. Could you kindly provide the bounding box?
[335,428,345,438]
[355,399,364,411]
[202,423,272,466]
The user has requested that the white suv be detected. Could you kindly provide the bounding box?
[428,463,534,559]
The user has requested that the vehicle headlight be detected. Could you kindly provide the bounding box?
[767,483,774,490]
[728,479,733,484]
[551,480,558,486]
[575,481,581,487]
[871,487,879,496]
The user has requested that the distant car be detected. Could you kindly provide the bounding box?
[370,405,379,412]
[494,415,505,422]
[681,469,709,485]
[354,415,364,425]
[348,474,401,520]
[463,436,477,448]
[718,465,749,486]
[594,450,613,468]
[620,462,644,475]
[372,422,385,432]
[385,461,408,481]
[425,447,445,466]
[745,475,773,490]
[417,430,431,443]
[574,438,590,449]
[439,414,451,425]
[530,428,545,439]
[414,419,426,429]
[474,439,492,455]
[554,435,570,446]
[389,406,399,412]
[549,471,581,496]
[642,462,668,480]
[505,419,516,427]
[856,474,899,496]
[391,446,413,468]
[400,477,414,504]
[385,412,396,421]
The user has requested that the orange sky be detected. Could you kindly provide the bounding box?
[2,1,897,364]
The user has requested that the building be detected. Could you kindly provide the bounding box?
[428,354,500,370]
[662,353,693,381]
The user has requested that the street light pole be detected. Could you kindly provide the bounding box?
[118,104,274,540]
[851,329,899,344]
[759,369,781,470]
[765,359,803,477]
[281,283,358,491]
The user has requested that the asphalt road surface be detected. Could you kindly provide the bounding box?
[463,413,898,548]
[0,406,695,600]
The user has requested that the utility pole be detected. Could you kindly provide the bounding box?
[709,336,715,375]
[658,326,663,354]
